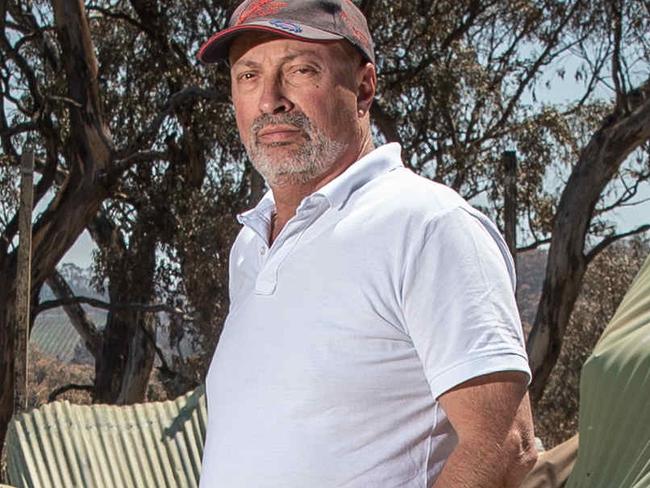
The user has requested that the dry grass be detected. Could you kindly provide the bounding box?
[27,345,95,407]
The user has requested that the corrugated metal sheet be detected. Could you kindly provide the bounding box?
[567,253,650,488]
[6,386,206,488]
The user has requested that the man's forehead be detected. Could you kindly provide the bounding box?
[229,33,342,66]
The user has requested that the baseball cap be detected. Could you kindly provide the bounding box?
[197,0,375,65]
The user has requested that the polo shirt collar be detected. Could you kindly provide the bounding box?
[238,142,403,228]
[315,143,403,210]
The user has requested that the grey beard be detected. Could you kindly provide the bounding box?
[247,112,345,186]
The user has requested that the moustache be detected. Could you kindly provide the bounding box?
[252,112,313,139]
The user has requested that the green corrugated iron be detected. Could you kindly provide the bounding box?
[6,386,206,488]
[523,253,650,488]
[566,253,650,488]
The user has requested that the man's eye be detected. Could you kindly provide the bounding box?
[238,72,257,81]
[291,66,317,76]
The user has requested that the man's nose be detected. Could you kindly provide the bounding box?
[259,76,293,114]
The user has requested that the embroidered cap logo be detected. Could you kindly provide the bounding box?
[269,19,303,33]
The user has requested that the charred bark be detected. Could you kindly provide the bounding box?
[91,217,157,404]
[0,262,17,449]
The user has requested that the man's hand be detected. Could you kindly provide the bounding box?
[434,371,537,487]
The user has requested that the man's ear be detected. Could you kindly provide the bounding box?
[357,62,377,116]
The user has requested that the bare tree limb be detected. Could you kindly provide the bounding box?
[113,150,168,173]
[565,40,612,112]
[87,5,148,32]
[517,238,552,253]
[484,2,582,141]
[46,94,83,108]
[610,0,627,110]
[133,313,188,383]
[0,121,37,138]
[36,295,192,320]
[48,384,94,402]
[0,153,62,257]
[115,86,228,165]
[45,270,102,359]
[595,170,650,214]
[0,18,45,112]
[0,90,19,159]
[6,0,60,71]
[586,224,650,265]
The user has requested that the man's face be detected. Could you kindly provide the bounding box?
[229,34,364,187]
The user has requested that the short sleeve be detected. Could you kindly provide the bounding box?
[401,206,531,400]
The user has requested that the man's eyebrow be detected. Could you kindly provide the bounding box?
[232,51,323,70]
[232,59,262,69]
[279,51,321,62]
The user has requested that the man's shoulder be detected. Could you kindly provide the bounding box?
[363,167,469,220]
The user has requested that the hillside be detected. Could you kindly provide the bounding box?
[516,249,548,336]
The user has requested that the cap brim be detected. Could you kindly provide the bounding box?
[197,21,344,64]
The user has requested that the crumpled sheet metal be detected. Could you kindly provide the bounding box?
[6,386,206,488]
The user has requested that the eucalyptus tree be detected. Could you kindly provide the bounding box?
[365,0,650,402]
[0,0,242,447]
[1,0,649,454]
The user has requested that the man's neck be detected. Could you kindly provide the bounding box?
[269,139,375,244]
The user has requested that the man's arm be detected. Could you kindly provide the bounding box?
[434,371,538,487]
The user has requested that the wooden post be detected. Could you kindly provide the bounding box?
[14,149,34,413]
[503,151,518,286]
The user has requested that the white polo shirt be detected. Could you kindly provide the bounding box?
[200,143,530,487]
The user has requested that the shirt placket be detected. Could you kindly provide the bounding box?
[255,196,329,295]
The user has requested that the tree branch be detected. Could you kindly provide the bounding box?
[484,2,582,141]
[45,270,102,359]
[610,0,627,110]
[6,1,60,71]
[86,5,148,32]
[115,86,228,164]
[48,383,94,402]
[134,314,181,382]
[0,121,37,138]
[517,238,552,253]
[595,170,650,214]
[113,150,168,173]
[0,152,62,256]
[586,224,650,264]
[36,295,192,320]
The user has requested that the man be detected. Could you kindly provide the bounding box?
[197,1,537,486]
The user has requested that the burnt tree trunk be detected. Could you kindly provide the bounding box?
[0,0,112,448]
[91,216,157,404]
[0,264,18,448]
[527,81,650,403]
